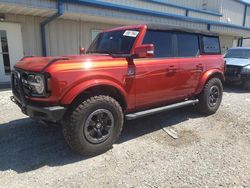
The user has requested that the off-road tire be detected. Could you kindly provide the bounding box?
[197,77,223,115]
[63,95,124,156]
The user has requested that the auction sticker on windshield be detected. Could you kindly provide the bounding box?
[123,30,139,37]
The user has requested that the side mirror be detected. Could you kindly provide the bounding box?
[79,47,85,55]
[134,44,154,58]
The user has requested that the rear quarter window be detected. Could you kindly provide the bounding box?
[176,33,199,57]
[202,36,220,54]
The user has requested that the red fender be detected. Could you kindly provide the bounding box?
[60,79,128,105]
[195,69,225,94]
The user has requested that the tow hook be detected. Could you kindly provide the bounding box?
[10,96,27,114]
[10,96,16,104]
[21,106,27,114]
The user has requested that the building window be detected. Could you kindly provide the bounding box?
[0,30,10,74]
[91,30,102,41]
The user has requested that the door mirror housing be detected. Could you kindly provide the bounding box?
[134,44,154,58]
[79,47,85,55]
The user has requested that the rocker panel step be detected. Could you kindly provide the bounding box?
[125,99,199,120]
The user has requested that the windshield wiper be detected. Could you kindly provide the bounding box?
[111,54,133,58]
[87,51,112,56]
[87,51,132,58]
[97,51,113,56]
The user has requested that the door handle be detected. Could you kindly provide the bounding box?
[196,64,203,72]
[196,64,203,68]
[167,66,177,73]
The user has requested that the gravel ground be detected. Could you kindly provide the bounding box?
[0,85,249,188]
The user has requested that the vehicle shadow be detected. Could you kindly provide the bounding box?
[224,83,249,93]
[119,106,200,144]
[0,107,201,173]
[0,119,85,173]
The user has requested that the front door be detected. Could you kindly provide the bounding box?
[0,22,23,83]
[134,30,179,109]
[134,58,179,109]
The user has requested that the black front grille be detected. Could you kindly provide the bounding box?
[225,65,242,76]
[11,70,21,100]
[21,71,33,96]
[11,68,32,103]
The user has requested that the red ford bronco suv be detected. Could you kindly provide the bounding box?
[11,24,225,156]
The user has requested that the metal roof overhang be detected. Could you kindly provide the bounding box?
[0,2,56,17]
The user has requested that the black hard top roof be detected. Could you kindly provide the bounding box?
[146,24,219,36]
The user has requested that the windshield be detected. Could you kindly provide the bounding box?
[87,29,139,55]
[225,49,250,59]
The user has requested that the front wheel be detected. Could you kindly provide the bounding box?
[63,95,124,156]
[197,77,223,115]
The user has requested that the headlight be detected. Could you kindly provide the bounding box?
[34,75,45,94]
[241,65,250,74]
[26,74,45,95]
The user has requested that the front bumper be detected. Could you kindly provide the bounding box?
[241,74,250,80]
[225,74,250,83]
[10,69,66,122]
[10,95,66,122]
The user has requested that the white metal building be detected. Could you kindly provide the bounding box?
[0,0,250,84]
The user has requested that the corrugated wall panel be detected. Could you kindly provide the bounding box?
[157,0,222,12]
[0,0,223,14]
[211,25,250,37]
[245,6,250,27]
[242,39,250,47]
[45,19,117,56]
[221,0,245,25]
[98,0,186,16]
[5,14,43,56]
[4,14,117,56]
[188,11,219,21]
[64,3,207,30]
[219,35,235,53]
[0,0,56,9]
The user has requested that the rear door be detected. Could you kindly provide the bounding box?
[134,30,180,109]
[174,32,203,98]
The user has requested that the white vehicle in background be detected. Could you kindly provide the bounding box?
[224,47,250,90]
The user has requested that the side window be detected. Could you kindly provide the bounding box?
[143,30,173,58]
[176,33,199,57]
[202,36,220,54]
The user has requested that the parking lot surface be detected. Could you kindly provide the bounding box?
[0,86,249,187]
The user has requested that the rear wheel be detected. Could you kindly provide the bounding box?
[197,77,223,115]
[63,95,124,156]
